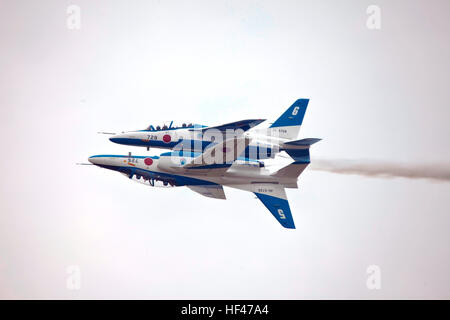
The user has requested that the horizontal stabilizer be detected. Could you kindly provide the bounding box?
[284,148,311,163]
[188,185,226,199]
[284,138,321,146]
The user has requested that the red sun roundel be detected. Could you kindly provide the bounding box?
[144,158,153,166]
[163,134,171,143]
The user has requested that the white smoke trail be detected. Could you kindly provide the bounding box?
[309,158,450,182]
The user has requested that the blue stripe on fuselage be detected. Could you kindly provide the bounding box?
[160,150,261,163]
[109,138,277,160]
[109,138,181,148]
[160,151,202,158]
[110,137,213,150]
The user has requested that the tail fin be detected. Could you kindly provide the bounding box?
[226,183,295,228]
[254,188,295,229]
[269,99,309,139]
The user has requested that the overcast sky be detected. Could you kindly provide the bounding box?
[1,0,449,299]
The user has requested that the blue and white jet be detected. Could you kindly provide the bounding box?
[89,133,320,229]
[108,99,319,161]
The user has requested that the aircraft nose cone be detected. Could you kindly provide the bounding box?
[88,156,97,165]
[109,134,125,144]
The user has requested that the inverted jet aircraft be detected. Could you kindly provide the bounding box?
[88,135,319,229]
[108,99,319,161]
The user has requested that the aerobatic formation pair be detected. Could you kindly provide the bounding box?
[88,99,320,229]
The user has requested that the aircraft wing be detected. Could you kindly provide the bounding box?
[188,185,226,199]
[226,183,295,229]
[189,119,265,133]
[184,136,251,171]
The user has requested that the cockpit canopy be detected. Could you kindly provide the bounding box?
[144,121,196,131]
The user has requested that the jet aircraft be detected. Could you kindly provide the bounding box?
[108,99,319,161]
[88,133,319,229]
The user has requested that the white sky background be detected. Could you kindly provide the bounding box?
[0,0,449,299]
